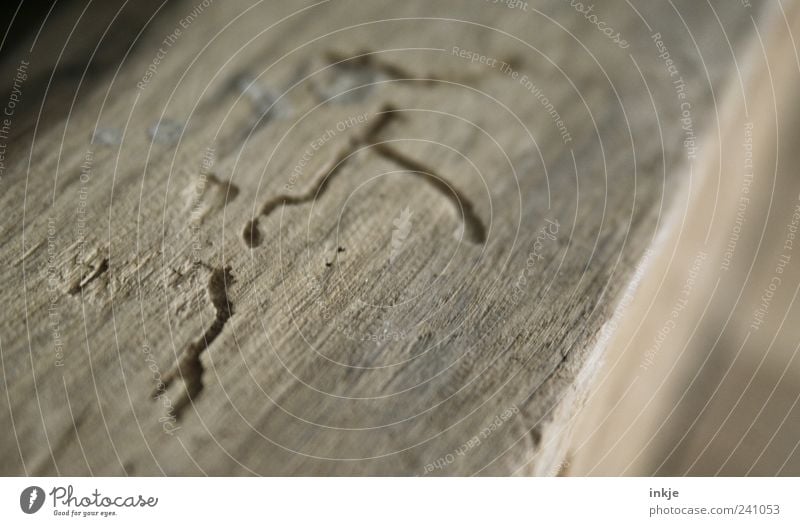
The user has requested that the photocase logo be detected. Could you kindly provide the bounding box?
[389,207,413,264]
[20,486,45,514]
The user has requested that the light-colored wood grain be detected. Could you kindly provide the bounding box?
[0,0,770,475]
[570,0,800,476]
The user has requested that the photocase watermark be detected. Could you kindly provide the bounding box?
[74,149,93,269]
[285,112,369,191]
[652,32,698,161]
[511,218,560,305]
[641,251,707,370]
[750,193,799,331]
[452,47,572,144]
[0,58,29,184]
[46,218,65,367]
[483,0,529,11]
[32,485,159,518]
[562,1,629,49]
[141,343,181,436]
[721,122,754,272]
[389,207,413,264]
[422,404,519,474]
[137,0,213,90]
[189,146,216,265]
[482,0,628,49]
[500,64,573,144]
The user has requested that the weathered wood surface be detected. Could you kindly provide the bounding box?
[0,0,769,475]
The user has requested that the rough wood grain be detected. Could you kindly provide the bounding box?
[0,0,770,475]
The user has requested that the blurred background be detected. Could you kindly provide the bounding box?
[1,0,798,476]
[571,0,800,475]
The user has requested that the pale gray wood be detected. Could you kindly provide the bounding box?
[0,0,769,475]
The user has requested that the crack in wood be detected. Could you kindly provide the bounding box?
[243,105,486,247]
[158,265,234,418]
[67,258,109,295]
